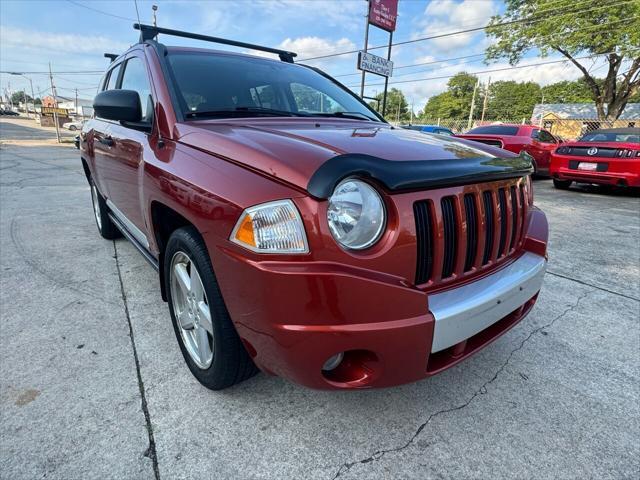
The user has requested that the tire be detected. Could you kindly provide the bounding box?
[164,227,257,390]
[69,125,77,131]
[553,179,572,190]
[90,178,121,239]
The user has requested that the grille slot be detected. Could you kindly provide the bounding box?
[464,194,477,272]
[498,188,508,257]
[441,197,457,278]
[414,201,433,284]
[509,186,518,251]
[482,191,494,265]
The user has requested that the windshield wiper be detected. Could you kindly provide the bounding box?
[311,111,378,122]
[185,107,310,119]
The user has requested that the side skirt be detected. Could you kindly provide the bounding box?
[108,212,159,271]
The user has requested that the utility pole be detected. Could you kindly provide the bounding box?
[48,62,61,143]
[480,76,491,122]
[152,5,158,26]
[410,98,414,125]
[467,79,480,131]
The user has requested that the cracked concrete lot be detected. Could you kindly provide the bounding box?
[1,117,639,479]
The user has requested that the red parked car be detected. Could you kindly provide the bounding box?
[80,24,548,390]
[550,128,640,189]
[457,124,561,176]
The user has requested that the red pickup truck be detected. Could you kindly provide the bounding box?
[80,24,548,390]
[457,124,560,176]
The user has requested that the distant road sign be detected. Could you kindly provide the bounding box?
[358,51,394,77]
[368,0,398,32]
[41,107,69,116]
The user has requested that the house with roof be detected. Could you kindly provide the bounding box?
[531,103,639,139]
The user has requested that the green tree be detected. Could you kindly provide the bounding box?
[485,0,640,121]
[540,80,593,103]
[485,80,541,119]
[420,72,480,119]
[11,90,33,104]
[369,88,410,122]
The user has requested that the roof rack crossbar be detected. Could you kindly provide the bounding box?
[134,23,297,63]
[104,53,119,62]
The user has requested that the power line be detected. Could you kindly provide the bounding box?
[347,52,624,89]
[330,15,638,80]
[299,0,634,61]
[0,70,103,75]
[65,0,137,22]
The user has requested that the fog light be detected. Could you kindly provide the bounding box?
[322,352,344,371]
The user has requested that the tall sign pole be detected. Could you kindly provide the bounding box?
[381,30,393,118]
[359,0,399,118]
[359,11,370,98]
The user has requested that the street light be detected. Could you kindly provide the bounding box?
[8,72,36,119]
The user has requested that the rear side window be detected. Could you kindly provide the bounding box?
[467,125,519,135]
[537,130,555,143]
[120,57,153,122]
[106,63,122,90]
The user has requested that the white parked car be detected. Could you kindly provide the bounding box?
[62,120,85,131]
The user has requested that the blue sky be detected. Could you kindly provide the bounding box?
[0,0,609,112]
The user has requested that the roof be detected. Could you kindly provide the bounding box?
[531,103,640,120]
[587,127,640,134]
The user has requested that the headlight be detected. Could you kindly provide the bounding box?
[327,179,386,250]
[230,199,308,254]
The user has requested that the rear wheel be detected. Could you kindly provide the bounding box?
[164,227,257,390]
[69,125,77,131]
[553,179,572,190]
[90,178,121,239]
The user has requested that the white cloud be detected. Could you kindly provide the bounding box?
[415,0,499,52]
[0,26,130,55]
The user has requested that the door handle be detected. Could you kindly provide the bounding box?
[98,136,114,147]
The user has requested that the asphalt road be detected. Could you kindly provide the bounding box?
[1,118,639,479]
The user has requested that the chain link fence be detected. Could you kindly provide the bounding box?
[399,118,640,140]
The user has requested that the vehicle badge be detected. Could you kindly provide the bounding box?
[587,147,598,156]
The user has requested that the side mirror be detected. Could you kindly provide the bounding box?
[93,90,142,122]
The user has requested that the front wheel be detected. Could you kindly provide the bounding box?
[164,227,257,390]
[553,179,572,190]
[69,125,77,131]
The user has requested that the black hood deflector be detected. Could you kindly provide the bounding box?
[307,153,533,199]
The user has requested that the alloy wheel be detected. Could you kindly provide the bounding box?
[170,251,214,369]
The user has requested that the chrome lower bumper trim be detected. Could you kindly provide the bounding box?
[429,252,546,353]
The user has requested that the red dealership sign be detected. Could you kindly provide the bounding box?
[368,0,398,32]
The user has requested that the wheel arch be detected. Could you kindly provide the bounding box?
[150,200,200,301]
[80,156,91,184]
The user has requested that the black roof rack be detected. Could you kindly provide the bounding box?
[104,53,119,62]
[133,23,297,63]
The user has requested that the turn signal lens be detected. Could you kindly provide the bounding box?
[230,199,309,254]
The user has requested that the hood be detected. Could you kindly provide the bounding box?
[176,118,515,193]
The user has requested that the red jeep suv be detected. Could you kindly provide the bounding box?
[80,25,548,390]
[458,124,560,176]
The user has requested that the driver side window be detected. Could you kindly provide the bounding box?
[120,57,153,123]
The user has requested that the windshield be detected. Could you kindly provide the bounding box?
[166,51,382,121]
[579,131,640,143]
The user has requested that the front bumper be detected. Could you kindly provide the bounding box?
[214,208,548,389]
[429,251,546,352]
